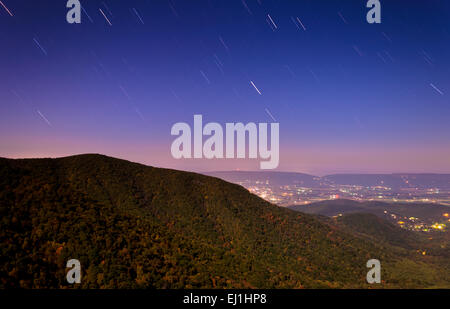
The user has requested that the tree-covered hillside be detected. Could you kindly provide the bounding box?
[0,155,448,288]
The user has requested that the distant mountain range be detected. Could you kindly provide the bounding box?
[325,174,450,190]
[288,199,450,226]
[205,171,450,189]
[205,171,322,186]
[1,155,449,288]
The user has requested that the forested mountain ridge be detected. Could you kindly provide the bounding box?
[0,154,448,288]
[288,199,450,226]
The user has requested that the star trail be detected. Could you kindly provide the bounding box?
[0,0,449,174]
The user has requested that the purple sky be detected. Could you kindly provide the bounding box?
[0,0,449,175]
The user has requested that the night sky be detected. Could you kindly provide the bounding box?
[0,0,449,175]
